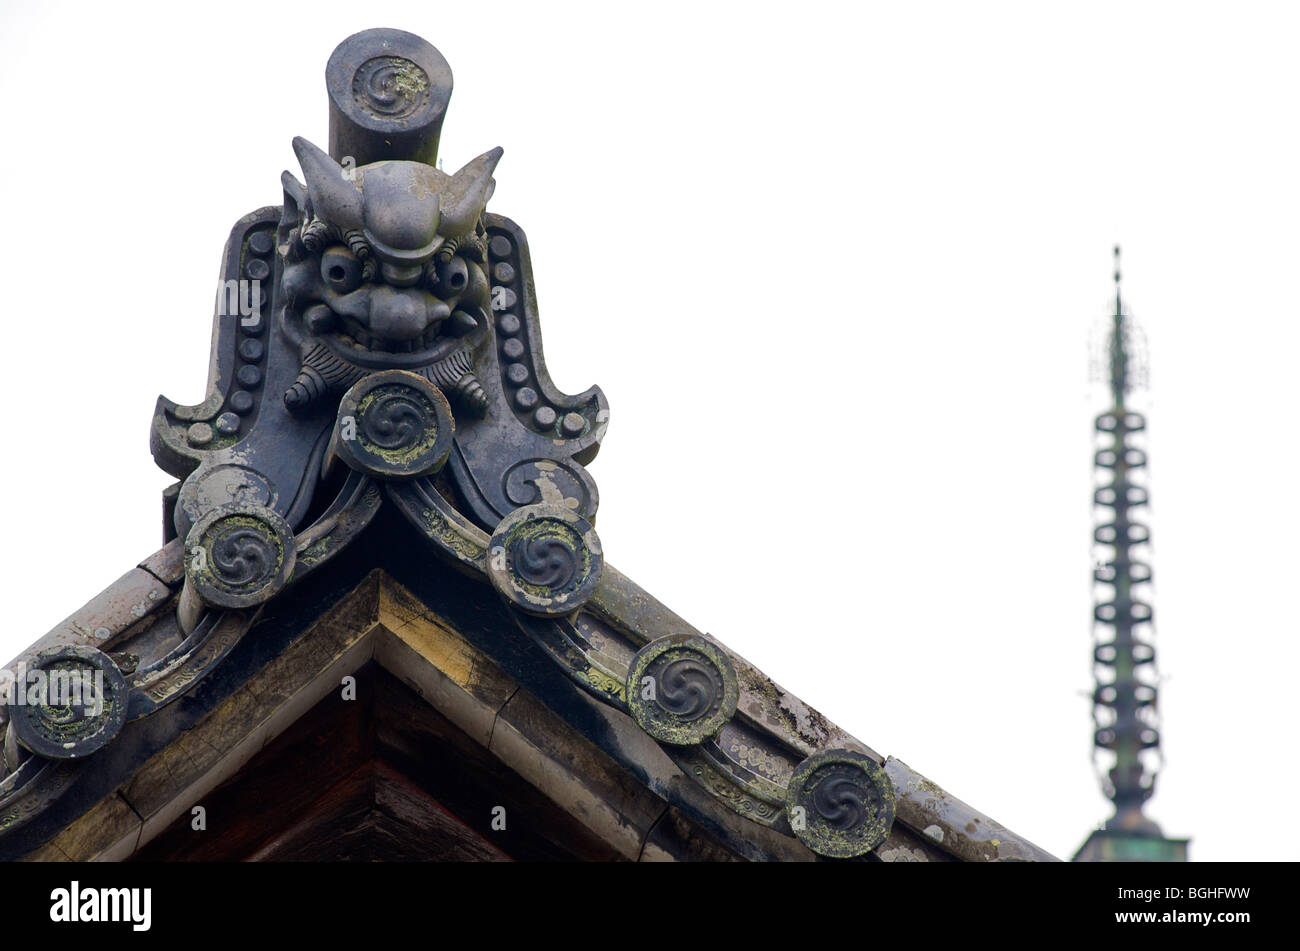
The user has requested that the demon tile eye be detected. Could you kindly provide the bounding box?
[436,255,469,295]
[320,245,362,292]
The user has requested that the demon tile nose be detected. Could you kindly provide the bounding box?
[367,286,429,341]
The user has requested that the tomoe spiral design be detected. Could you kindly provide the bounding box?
[626,635,737,745]
[184,504,296,610]
[360,390,427,450]
[210,525,277,588]
[333,371,454,480]
[487,503,603,617]
[656,657,719,722]
[811,772,868,830]
[510,531,581,591]
[787,749,895,858]
[9,647,128,760]
[352,56,430,120]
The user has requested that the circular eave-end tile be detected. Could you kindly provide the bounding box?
[786,748,896,859]
[9,646,128,759]
[625,634,739,745]
[487,503,603,617]
[184,503,297,610]
[332,369,454,481]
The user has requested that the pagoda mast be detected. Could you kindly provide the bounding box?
[1075,247,1186,862]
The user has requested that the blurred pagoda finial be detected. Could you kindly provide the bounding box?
[1111,246,1127,403]
[1074,247,1187,862]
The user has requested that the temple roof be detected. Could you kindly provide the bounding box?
[0,28,1054,863]
[0,504,1054,862]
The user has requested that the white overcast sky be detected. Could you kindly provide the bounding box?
[2,1,1296,862]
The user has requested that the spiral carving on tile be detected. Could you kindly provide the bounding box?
[786,749,895,858]
[626,635,738,745]
[511,531,581,591]
[487,503,603,616]
[8,647,128,760]
[360,389,428,450]
[185,504,296,609]
[502,458,598,522]
[333,370,454,480]
[352,56,430,120]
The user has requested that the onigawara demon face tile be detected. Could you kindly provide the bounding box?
[277,137,503,415]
